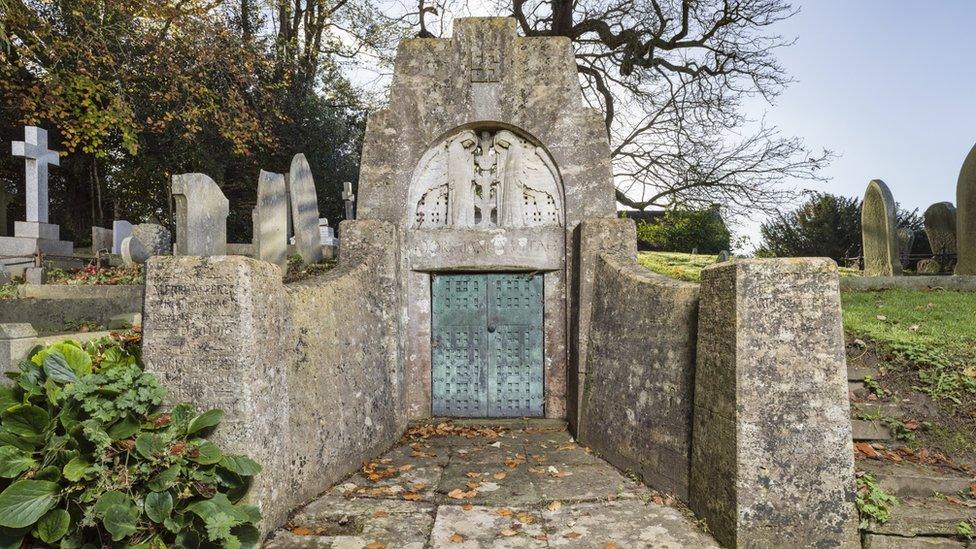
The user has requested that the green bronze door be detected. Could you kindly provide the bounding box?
[432,273,544,417]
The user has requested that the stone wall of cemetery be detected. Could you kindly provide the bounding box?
[142,220,402,534]
[577,251,699,499]
[281,220,403,519]
[0,285,143,334]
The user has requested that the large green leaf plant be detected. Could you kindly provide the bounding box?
[0,334,261,547]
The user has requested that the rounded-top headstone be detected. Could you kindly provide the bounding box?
[121,236,151,266]
[861,179,902,277]
[288,154,323,263]
[923,202,956,258]
[955,143,976,274]
[132,223,172,256]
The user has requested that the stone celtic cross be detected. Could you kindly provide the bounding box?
[11,126,60,224]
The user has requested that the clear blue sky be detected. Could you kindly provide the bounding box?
[738,0,976,248]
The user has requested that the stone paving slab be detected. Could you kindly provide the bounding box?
[429,505,548,548]
[437,463,542,506]
[266,495,434,548]
[543,500,720,548]
[270,421,718,548]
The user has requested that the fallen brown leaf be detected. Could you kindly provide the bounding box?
[564,532,582,540]
[547,501,562,511]
[449,533,464,543]
[496,508,513,516]
[291,527,313,536]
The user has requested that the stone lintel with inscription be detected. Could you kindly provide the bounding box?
[407,226,563,272]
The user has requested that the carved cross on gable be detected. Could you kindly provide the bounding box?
[470,44,501,83]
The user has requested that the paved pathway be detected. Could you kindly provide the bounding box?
[266,420,717,548]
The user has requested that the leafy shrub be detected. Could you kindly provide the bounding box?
[634,208,730,254]
[757,192,926,263]
[0,334,262,547]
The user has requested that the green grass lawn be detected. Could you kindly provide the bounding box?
[637,251,862,282]
[637,251,716,282]
[841,290,976,364]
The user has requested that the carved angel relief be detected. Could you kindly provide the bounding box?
[413,129,562,229]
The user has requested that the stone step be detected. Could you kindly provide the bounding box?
[849,366,878,382]
[859,460,976,498]
[862,496,976,538]
[863,533,968,548]
[853,419,893,441]
[852,402,905,419]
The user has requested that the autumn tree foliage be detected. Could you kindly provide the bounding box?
[0,0,365,242]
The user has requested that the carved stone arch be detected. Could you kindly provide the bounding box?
[408,124,564,230]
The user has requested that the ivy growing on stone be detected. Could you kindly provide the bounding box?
[0,334,262,547]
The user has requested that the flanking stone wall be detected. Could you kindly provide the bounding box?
[569,217,637,431]
[0,285,143,334]
[577,251,699,498]
[142,220,402,534]
[690,258,858,547]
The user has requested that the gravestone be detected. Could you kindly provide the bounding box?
[917,258,941,274]
[132,223,172,256]
[896,227,915,268]
[861,179,901,276]
[172,173,229,256]
[924,202,957,259]
[343,181,355,221]
[318,218,337,246]
[256,170,288,269]
[0,126,73,275]
[112,220,133,254]
[91,226,113,252]
[287,154,322,263]
[0,189,14,236]
[716,250,730,263]
[957,143,976,274]
[121,236,150,266]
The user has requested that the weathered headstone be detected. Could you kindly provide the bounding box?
[716,250,730,263]
[691,258,858,547]
[917,258,941,274]
[861,179,902,276]
[0,189,14,236]
[112,220,133,254]
[91,226,113,252]
[132,223,171,256]
[121,236,150,266]
[319,218,337,246]
[896,227,915,268]
[956,143,976,274]
[923,201,957,261]
[287,154,322,263]
[342,181,356,221]
[256,170,288,268]
[24,266,46,285]
[171,173,229,256]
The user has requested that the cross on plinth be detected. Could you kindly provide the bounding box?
[342,181,356,220]
[11,126,60,224]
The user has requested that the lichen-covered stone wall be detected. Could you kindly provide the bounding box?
[577,252,699,498]
[142,220,402,534]
[690,258,859,547]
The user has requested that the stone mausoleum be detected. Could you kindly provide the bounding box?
[142,18,858,547]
